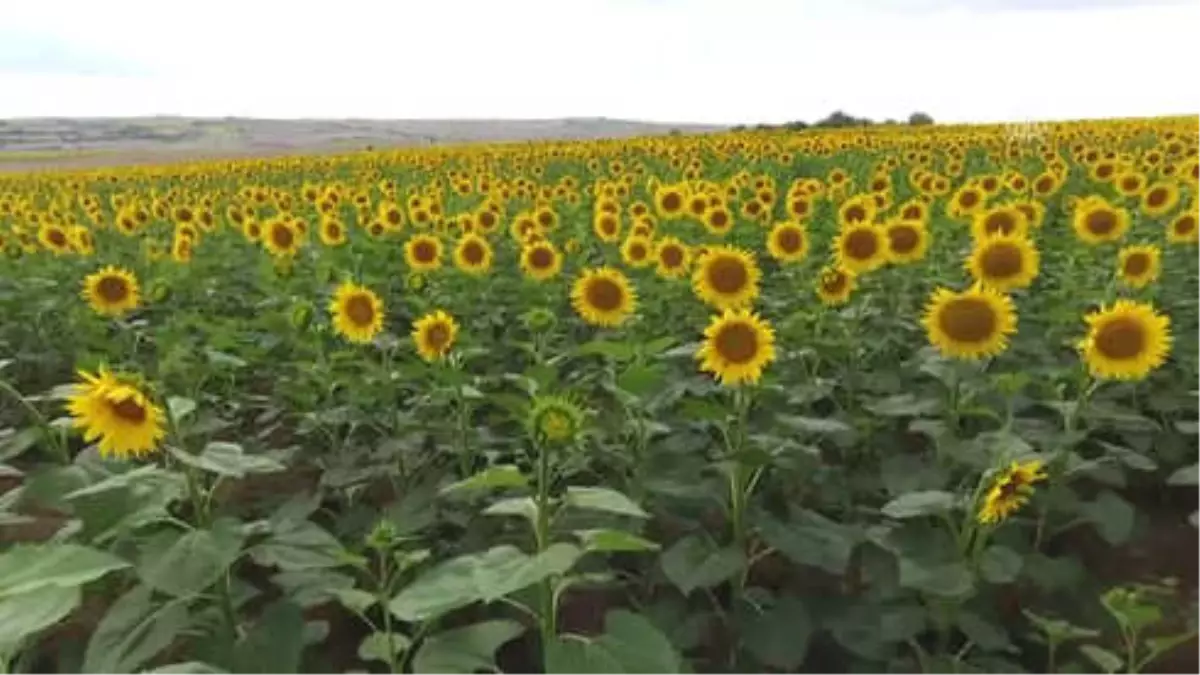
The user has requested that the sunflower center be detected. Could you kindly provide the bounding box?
[844,229,878,260]
[822,272,847,295]
[689,198,708,216]
[1085,209,1117,236]
[480,211,497,228]
[386,209,401,225]
[1035,177,1053,192]
[776,228,803,253]
[413,241,437,262]
[714,322,759,364]
[707,257,749,294]
[109,396,148,424]
[629,242,647,260]
[96,275,130,302]
[902,206,922,220]
[49,229,67,246]
[888,225,919,254]
[1146,188,1168,208]
[529,246,554,269]
[1123,253,1150,277]
[461,241,484,265]
[938,297,998,344]
[660,245,684,267]
[1094,317,1145,360]
[600,217,617,235]
[708,210,730,229]
[272,225,295,248]
[959,191,979,208]
[585,278,623,312]
[1176,216,1197,235]
[425,322,452,351]
[662,193,682,212]
[345,295,376,326]
[984,211,1017,235]
[537,211,552,227]
[980,242,1024,279]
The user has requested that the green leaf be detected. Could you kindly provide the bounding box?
[617,364,666,396]
[167,442,285,478]
[358,631,412,665]
[898,557,974,598]
[1097,441,1157,472]
[411,620,525,674]
[545,637,623,674]
[577,340,638,361]
[138,519,244,598]
[0,543,130,598]
[956,610,1011,651]
[82,584,190,673]
[740,595,813,669]
[248,519,347,571]
[333,588,378,615]
[0,585,79,652]
[1167,464,1198,486]
[547,610,683,674]
[866,394,941,417]
[166,396,197,422]
[1080,644,1123,673]
[142,662,223,674]
[979,545,1024,584]
[482,496,539,523]
[881,490,956,519]
[389,544,581,622]
[440,465,529,494]
[777,415,852,435]
[232,600,305,674]
[141,658,228,667]
[760,510,858,574]
[1021,609,1099,642]
[1081,490,1135,545]
[660,535,745,596]
[575,529,659,553]
[564,486,649,519]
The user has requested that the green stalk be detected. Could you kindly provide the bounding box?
[0,378,71,464]
[533,439,556,668]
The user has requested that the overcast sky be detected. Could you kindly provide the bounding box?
[1,0,1197,124]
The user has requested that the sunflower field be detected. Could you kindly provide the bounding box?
[1,116,1198,674]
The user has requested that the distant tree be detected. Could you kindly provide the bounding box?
[731,124,747,132]
[668,128,683,136]
[784,120,809,131]
[814,110,874,128]
[908,112,934,126]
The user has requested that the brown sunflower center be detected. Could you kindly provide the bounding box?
[345,295,376,326]
[843,228,879,260]
[1085,209,1117,236]
[1145,188,1168,208]
[462,241,485,265]
[109,396,147,424]
[979,242,1024,279]
[412,240,437,262]
[1035,177,1054,192]
[1123,252,1150,277]
[628,242,647,260]
[1175,215,1197,235]
[528,246,554,269]
[707,256,749,294]
[714,322,760,364]
[385,209,402,225]
[660,245,684,268]
[888,225,919,254]
[271,224,295,248]
[821,271,847,295]
[96,275,130,303]
[585,278,624,312]
[938,297,998,344]
[48,229,67,246]
[775,227,803,253]
[1094,317,1145,360]
[424,323,452,351]
[708,210,730,229]
[902,205,922,220]
[959,191,980,208]
[843,205,867,223]
[984,211,1017,236]
[536,211,553,227]
[661,193,682,212]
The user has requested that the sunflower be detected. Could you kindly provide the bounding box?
[620,236,654,268]
[692,245,761,311]
[264,218,302,257]
[319,217,347,246]
[1117,244,1161,288]
[1167,211,1198,244]
[654,236,691,279]
[404,234,444,272]
[66,369,165,459]
[977,459,1048,525]
[1140,181,1181,217]
[412,309,459,362]
[702,205,734,236]
[972,205,1030,240]
[1113,170,1147,198]
[171,235,193,264]
[242,218,263,242]
[696,309,777,386]
[1078,300,1171,380]
[766,221,809,263]
[592,212,622,243]
[81,265,141,317]
[1072,196,1130,244]
[837,195,876,228]
[966,234,1040,292]
[520,241,563,281]
[834,223,887,274]
[330,282,385,344]
[883,219,930,264]
[948,185,986,218]
[571,267,637,327]
[38,223,72,254]
[922,284,1018,360]
[816,265,856,306]
[654,184,687,219]
[454,233,493,275]
[527,395,586,446]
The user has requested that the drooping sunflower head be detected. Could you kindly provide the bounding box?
[1072,196,1130,244]
[766,221,809,264]
[454,233,493,275]
[1116,244,1162,288]
[66,369,165,460]
[816,265,856,306]
[405,234,444,272]
[571,267,637,327]
[412,309,459,363]
[691,245,762,311]
[977,459,1048,525]
[696,308,778,387]
[520,241,563,281]
[653,236,691,279]
[330,282,385,344]
[966,233,1040,292]
[620,236,655,269]
[1078,300,1171,381]
[922,284,1018,360]
[883,219,930,265]
[834,223,887,274]
[81,265,141,318]
[526,395,586,446]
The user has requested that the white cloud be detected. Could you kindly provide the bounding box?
[0,0,1196,123]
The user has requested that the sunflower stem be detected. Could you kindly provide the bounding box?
[0,378,70,465]
[533,438,556,669]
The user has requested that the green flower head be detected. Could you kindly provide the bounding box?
[527,395,585,446]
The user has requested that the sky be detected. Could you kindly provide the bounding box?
[1,0,1197,125]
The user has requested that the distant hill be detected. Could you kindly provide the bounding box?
[0,116,725,169]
